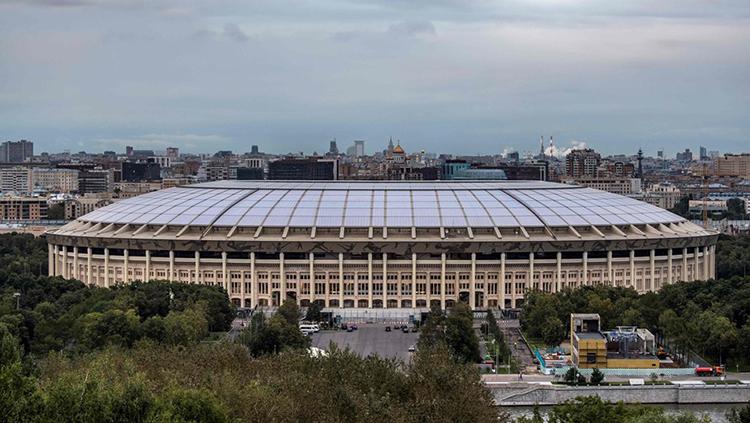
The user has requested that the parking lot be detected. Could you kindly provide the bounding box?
[310,324,419,362]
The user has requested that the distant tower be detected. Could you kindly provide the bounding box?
[388,137,395,154]
[329,138,338,155]
[637,148,644,179]
[251,145,259,155]
[549,136,554,158]
[539,136,545,158]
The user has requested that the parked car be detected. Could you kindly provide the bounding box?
[346,325,354,332]
[401,326,409,333]
[385,326,391,332]
[351,324,358,330]
[408,345,416,352]
[410,326,418,333]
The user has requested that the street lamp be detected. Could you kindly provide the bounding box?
[12,292,20,311]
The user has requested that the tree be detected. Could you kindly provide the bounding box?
[444,302,481,363]
[163,305,209,346]
[726,403,750,423]
[277,300,302,326]
[541,315,565,346]
[418,304,446,349]
[46,203,66,220]
[148,388,230,423]
[590,367,604,385]
[304,302,323,322]
[239,311,310,357]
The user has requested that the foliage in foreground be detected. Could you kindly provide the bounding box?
[515,396,711,423]
[419,302,482,363]
[0,327,500,423]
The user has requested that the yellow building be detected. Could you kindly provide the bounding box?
[570,314,659,369]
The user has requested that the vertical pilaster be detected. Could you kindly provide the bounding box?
[221,251,228,293]
[703,246,709,281]
[86,247,92,285]
[309,253,315,305]
[582,251,588,286]
[500,252,506,309]
[694,246,700,281]
[63,245,68,279]
[279,252,286,303]
[411,253,417,308]
[710,245,716,279]
[48,244,54,276]
[682,247,688,282]
[194,251,200,284]
[168,250,175,282]
[338,253,344,308]
[382,253,387,308]
[145,250,151,282]
[528,252,534,291]
[606,250,613,286]
[556,252,562,292]
[240,255,246,307]
[649,249,656,291]
[629,250,635,288]
[73,246,78,280]
[470,253,476,310]
[104,248,109,288]
[368,253,373,307]
[440,253,446,309]
[250,252,257,308]
[123,249,129,283]
[667,249,673,284]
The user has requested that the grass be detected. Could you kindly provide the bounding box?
[704,380,742,385]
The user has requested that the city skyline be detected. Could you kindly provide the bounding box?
[1,1,749,155]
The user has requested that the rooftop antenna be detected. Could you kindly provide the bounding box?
[539,136,545,158]
[549,136,554,158]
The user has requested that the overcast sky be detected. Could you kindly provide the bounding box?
[1,0,748,157]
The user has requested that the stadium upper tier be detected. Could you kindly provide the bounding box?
[75,180,686,230]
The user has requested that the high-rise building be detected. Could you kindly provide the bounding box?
[78,169,113,194]
[441,160,471,180]
[250,145,260,155]
[31,168,79,193]
[699,146,708,160]
[0,197,47,220]
[0,166,32,193]
[166,147,179,158]
[268,158,338,180]
[121,162,161,182]
[346,140,365,157]
[676,149,693,162]
[565,149,601,178]
[714,154,750,178]
[0,140,34,163]
[328,140,339,156]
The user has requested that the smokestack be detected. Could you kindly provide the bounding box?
[549,136,554,157]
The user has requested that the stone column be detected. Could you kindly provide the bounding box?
[122,249,129,283]
[87,247,92,285]
[250,252,257,308]
[411,253,417,308]
[556,252,562,293]
[710,245,716,279]
[309,253,315,305]
[104,247,110,288]
[667,249,673,284]
[169,250,175,282]
[703,246,709,281]
[279,252,286,303]
[629,250,635,288]
[48,244,54,276]
[694,247,700,281]
[221,251,228,293]
[582,251,588,286]
[440,253,446,309]
[368,253,373,307]
[606,250,613,286]
[63,245,68,279]
[145,250,151,282]
[72,246,79,280]
[194,251,200,284]
[470,253,476,310]
[682,247,688,282]
[500,252,506,309]
[528,252,534,291]
[382,253,388,308]
[649,249,656,291]
[338,253,344,308]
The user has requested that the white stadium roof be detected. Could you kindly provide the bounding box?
[80,180,685,230]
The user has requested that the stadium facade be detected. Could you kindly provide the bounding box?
[47,181,718,310]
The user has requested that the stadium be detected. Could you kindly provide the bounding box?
[47,180,717,310]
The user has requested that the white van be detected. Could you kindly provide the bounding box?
[299,323,320,334]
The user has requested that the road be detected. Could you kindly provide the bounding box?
[310,324,419,362]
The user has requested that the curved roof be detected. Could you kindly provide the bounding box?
[79,180,686,230]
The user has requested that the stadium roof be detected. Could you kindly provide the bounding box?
[80,180,686,231]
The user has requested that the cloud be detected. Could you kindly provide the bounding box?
[387,20,436,37]
[544,140,589,158]
[192,23,250,43]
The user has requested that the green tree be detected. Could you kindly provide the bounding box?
[148,388,230,423]
[726,403,750,423]
[239,311,310,357]
[304,301,323,322]
[444,302,481,363]
[277,299,302,326]
[163,305,209,346]
[590,367,604,385]
[418,304,446,349]
[541,315,565,346]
